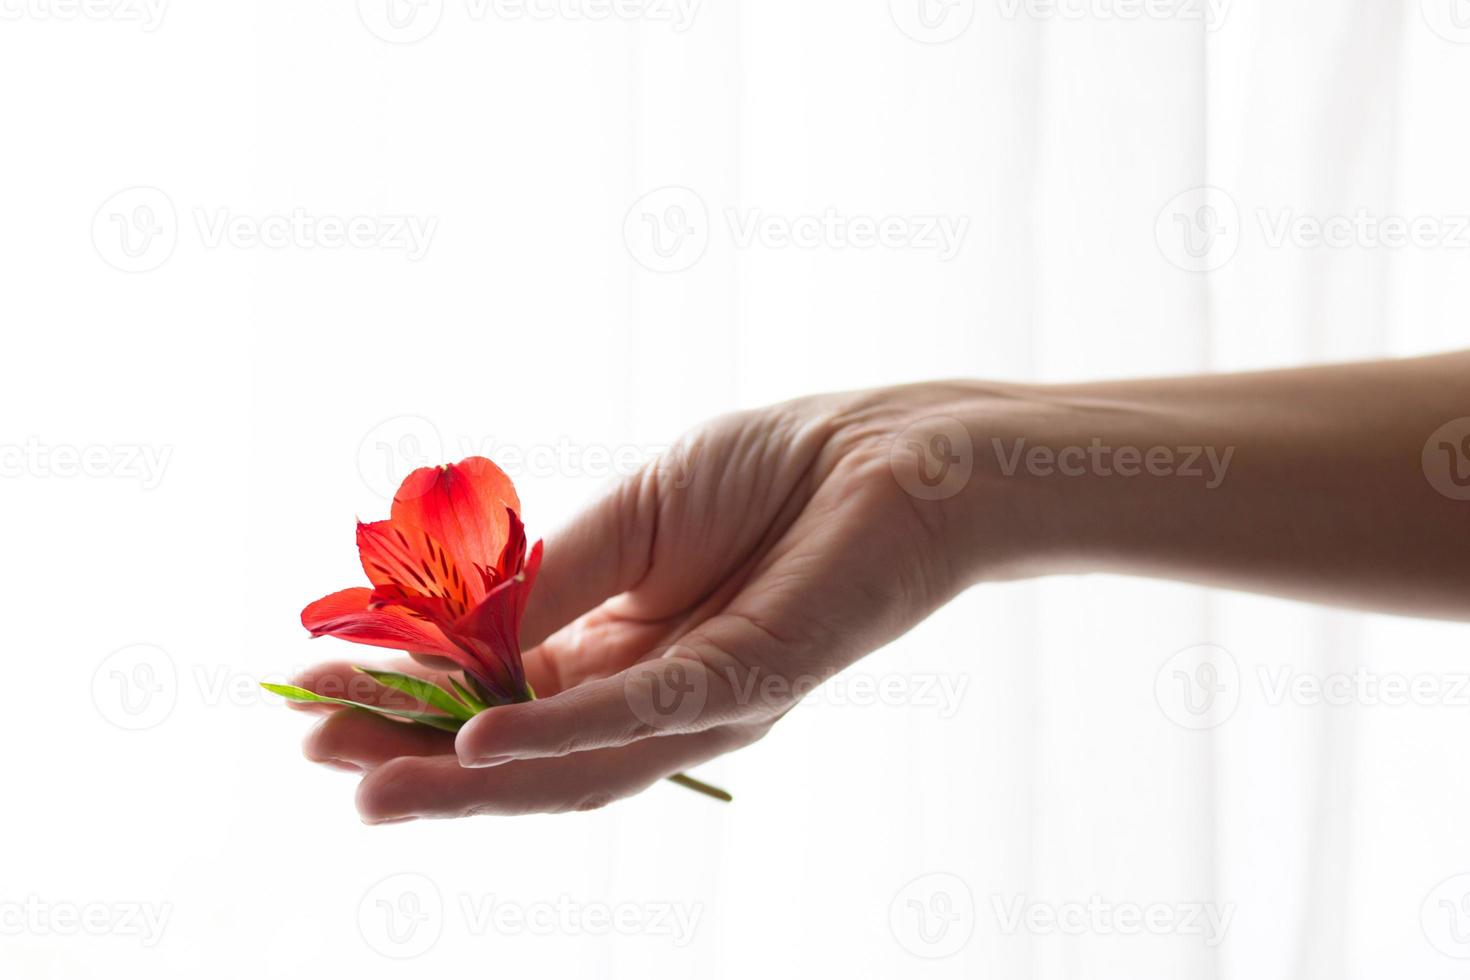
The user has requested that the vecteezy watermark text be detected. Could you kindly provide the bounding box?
[356,873,701,958]
[357,0,701,43]
[725,208,969,261]
[93,647,445,731]
[0,439,171,489]
[623,659,972,732]
[995,0,1231,30]
[0,0,167,29]
[356,415,691,500]
[1156,644,1470,731]
[193,208,435,259]
[1157,185,1470,272]
[92,186,437,272]
[991,895,1235,946]
[0,897,172,947]
[623,187,971,273]
[887,873,1234,960]
[992,437,1234,489]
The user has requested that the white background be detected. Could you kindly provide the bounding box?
[2,0,1469,977]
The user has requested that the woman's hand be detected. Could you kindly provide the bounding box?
[290,350,1470,819]
[291,384,1004,820]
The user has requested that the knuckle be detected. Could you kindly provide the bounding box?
[549,733,586,758]
[625,718,659,743]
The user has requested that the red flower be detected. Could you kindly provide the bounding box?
[301,457,542,704]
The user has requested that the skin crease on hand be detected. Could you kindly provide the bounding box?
[288,351,1470,822]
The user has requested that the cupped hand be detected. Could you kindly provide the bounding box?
[291,386,998,820]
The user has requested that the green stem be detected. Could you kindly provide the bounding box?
[666,772,732,802]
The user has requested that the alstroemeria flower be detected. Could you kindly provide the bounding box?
[269,453,730,801]
[300,457,542,705]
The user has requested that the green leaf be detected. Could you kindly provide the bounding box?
[447,676,488,714]
[259,683,464,732]
[352,668,476,721]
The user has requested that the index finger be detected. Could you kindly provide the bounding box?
[455,613,779,767]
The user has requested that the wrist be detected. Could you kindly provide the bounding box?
[872,380,1074,586]
[939,382,1082,584]
[941,379,1237,587]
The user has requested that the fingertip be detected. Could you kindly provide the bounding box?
[454,708,508,767]
[355,756,420,824]
[301,718,335,763]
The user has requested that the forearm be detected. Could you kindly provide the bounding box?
[951,352,1470,619]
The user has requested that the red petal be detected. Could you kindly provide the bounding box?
[356,520,475,619]
[495,507,528,581]
[362,581,518,698]
[454,538,544,695]
[390,458,520,592]
[300,587,458,656]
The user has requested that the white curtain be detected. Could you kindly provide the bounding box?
[3,1,1468,977]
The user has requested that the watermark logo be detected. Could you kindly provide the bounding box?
[1155,644,1240,731]
[97,659,398,727]
[992,895,1234,946]
[359,0,699,41]
[92,186,177,273]
[889,416,975,501]
[0,439,172,489]
[624,652,709,731]
[1422,874,1470,958]
[1421,0,1470,43]
[1258,210,1470,251]
[358,0,443,43]
[624,186,709,273]
[357,876,700,955]
[485,0,700,29]
[91,644,178,731]
[889,0,975,43]
[460,894,702,945]
[726,667,971,718]
[624,187,971,272]
[1156,648,1470,727]
[725,208,969,261]
[0,0,168,30]
[889,873,975,958]
[92,187,437,272]
[193,208,436,259]
[0,897,172,947]
[358,415,445,500]
[1159,185,1470,271]
[1423,418,1470,502]
[1258,666,1470,709]
[995,0,1231,30]
[358,873,444,959]
[992,437,1233,488]
[1156,186,1240,273]
[355,416,683,499]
